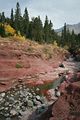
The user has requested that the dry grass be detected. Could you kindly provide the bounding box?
[0,36,68,60]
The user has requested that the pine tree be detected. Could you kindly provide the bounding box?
[29,16,43,42]
[71,30,75,48]
[5,17,10,24]
[61,23,67,46]
[10,8,14,27]
[0,24,5,37]
[66,29,71,47]
[44,16,49,43]
[22,7,29,37]
[48,20,53,43]
[14,2,22,32]
[1,12,5,23]
[64,23,67,41]
[28,21,33,40]
[0,13,1,22]
[77,33,80,46]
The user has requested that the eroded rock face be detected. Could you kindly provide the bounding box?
[49,81,80,120]
[0,39,67,92]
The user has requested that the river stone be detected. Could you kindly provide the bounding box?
[6,118,11,120]
[56,91,61,97]
[5,107,8,110]
[9,104,12,107]
[27,100,33,107]
[21,106,26,111]
[0,107,4,110]
[9,97,14,104]
[5,102,9,106]
[36,88,40,91]
[11,94,14,97]
[36,95,41,100]
[16,106,20,110]
[0,98,3,101]
[10,109,17,116]
[5,113,10,117]
[1,93,5,97]
[27,92,32,96]
[33,99,41,106]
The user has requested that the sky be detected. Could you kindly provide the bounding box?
[0,0,80,29]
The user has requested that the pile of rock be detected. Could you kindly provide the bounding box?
[0,84,48,120]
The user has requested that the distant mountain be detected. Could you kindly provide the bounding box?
[55,22,80,35]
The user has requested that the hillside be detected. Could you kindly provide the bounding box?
[0,37,68,92]
[55,22,80,35]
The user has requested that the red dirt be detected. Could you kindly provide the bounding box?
[50,81,80,120]
[0,38,65,92]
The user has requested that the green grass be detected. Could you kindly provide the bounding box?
[16,63,23,68]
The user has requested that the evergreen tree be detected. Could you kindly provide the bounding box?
[44,16,49,43]
[0,24,5,37]
[48,20,54,43]
[77,33,80,46]
[5,17,10,24]
[10,8,14,27]
[28,21,33,40]
[0,13,1,22]
[66,29,71,47]
[29,16,43,42]
[63,23,67,41]
[71,30,76,48]
[61,23,67,46]
[14,2,22,32]
[22,7,29,37]
[1,12,5,23]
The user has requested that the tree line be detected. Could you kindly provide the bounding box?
[60,23,80,52]
[0,2,80,51]
[0,2,58,44]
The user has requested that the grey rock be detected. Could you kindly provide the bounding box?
[21,106,26,111]
[5,107,8,110]
[10,109,17,116]
[5,102,9,106]
[1,93,5,97]
[36,95,41,100]
[36,88,40,91]
[6,118,11,120]
[5,113,10,117]
[0,98,3,102]
[0,107,4,110]
[27,100,33,107]
[56,91,61,97]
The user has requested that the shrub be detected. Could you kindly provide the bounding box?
[13,34,25,42]
[4,24,15,36]
[16,63,23,68]
[42,45,53,59]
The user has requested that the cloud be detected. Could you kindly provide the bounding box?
[0,0,80,28]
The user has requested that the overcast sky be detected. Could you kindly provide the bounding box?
[0,0,80,29]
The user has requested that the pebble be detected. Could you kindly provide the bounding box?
[1,93,5,97]
[27,100,33,107]
[6,118,11,120]
[10,109,17,116]
[36,95,41,100]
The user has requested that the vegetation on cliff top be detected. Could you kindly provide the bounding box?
[0,2,80,53]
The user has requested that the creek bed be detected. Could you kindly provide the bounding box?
[0,75,66,120]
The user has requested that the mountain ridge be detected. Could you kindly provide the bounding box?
[55,22,80,35]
